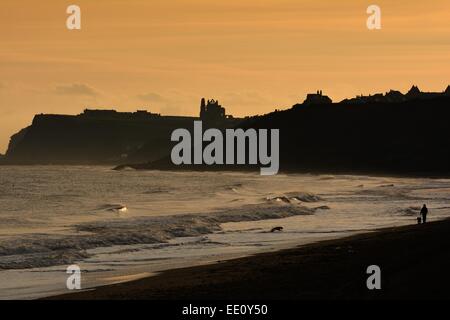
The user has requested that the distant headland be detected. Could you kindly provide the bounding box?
[2,85,450,176]
[3,98,242,165]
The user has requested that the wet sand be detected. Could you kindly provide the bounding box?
[48,219,450,300]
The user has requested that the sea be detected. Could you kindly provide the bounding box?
[0,166,449,299]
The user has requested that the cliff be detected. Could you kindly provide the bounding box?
[244,95,450,175]
[122,87,450,176]
[5,86,450,175]
[4,104,242,165]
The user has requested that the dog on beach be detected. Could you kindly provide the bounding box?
[271,226,284,232]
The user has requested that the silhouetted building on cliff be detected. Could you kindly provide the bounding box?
[406,85,421,98]
[385,90,405,103]
[342,85,450,105]
[303,90,332,106]
[81,109,161,120]
[200,98,226,121]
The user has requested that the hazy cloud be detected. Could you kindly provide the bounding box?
[137,92,187,115]
[225,91,271,107]
[159,104,183,116]
[137,92,165,103]
[55,83,99,97]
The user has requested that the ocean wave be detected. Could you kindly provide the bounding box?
[142,187,169,194]
[318,175,336,180]
[397,206,420,216]
[96,204,128,213]
[266,192,322,204]
[0,203,316,270]
[355,186,415,201]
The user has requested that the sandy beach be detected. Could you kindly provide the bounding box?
[48,219,450,300]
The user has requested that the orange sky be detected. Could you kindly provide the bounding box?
[0,0,449,153]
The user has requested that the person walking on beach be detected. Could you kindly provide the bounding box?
[420,204,428,224]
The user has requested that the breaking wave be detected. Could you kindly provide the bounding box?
[266,192,322,204]
[96,204,128,213]
[397,206,420,216]
[0,203,317,270]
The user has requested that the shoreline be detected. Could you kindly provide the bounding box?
[2,164,450,180]
[47,219,450,300]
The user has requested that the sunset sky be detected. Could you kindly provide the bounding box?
[0,0,449,153]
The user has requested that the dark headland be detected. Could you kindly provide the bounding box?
[3,85,450,176]
[48,219,450,300]
[3,99,241,165]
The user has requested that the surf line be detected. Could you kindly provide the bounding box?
[170,121,279,175]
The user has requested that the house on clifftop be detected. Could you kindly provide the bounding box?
[303,90,333,106]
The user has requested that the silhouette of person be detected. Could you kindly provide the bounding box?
[420,204,428,224]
